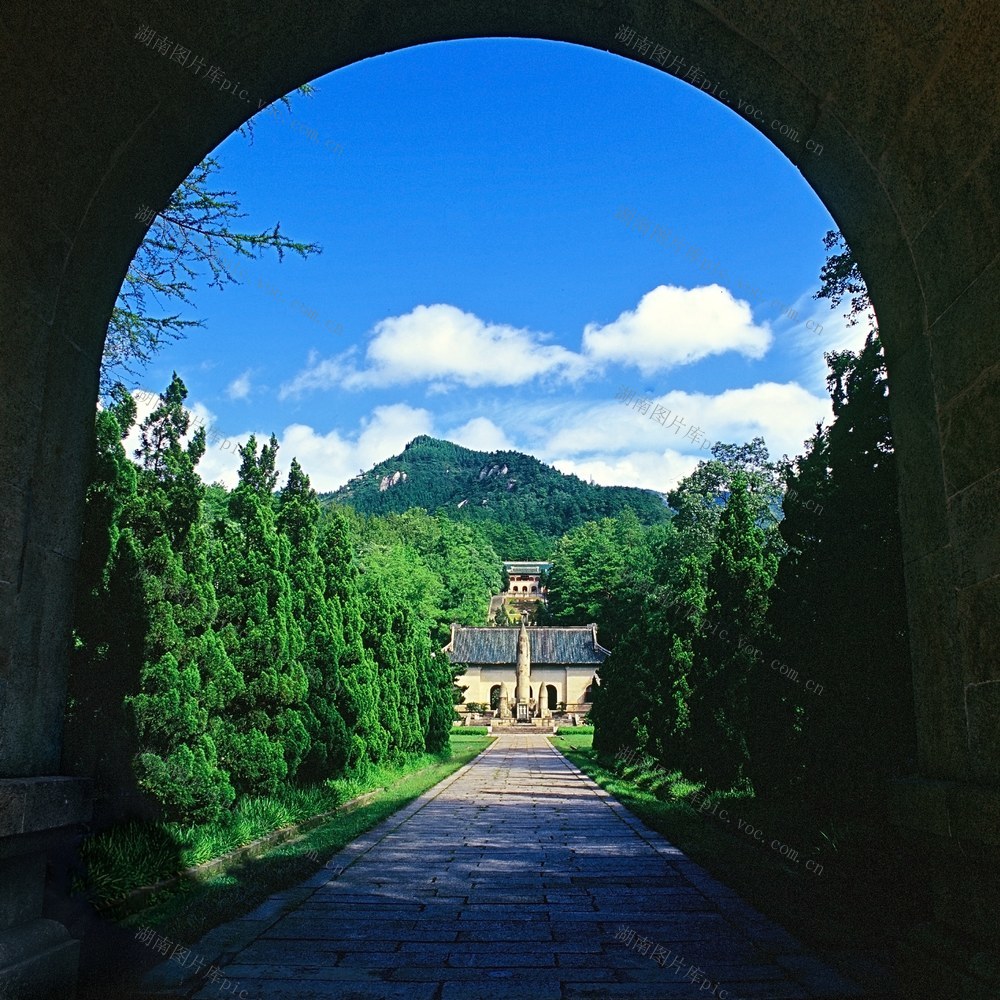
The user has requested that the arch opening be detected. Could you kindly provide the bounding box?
[0,9,996,999]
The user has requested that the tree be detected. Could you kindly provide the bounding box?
[815,229,875,328]
[544,510,654,647]
[355,509,501,645]
[648,551,709,764]
[757,330,914,811]
[277,459,351,782]
[492,601,515,626]
[104,97,321,392]
[666,437,785,564]
[686,473,778,787]
[358,577,425,762]
[212,434,310,795]
[64,391,149,822]
[750,233,916,814]
[319,508,387,777]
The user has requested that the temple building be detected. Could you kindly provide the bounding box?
[443,620,609,714]
[502,560,551,599]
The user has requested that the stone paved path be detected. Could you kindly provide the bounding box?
[145,734,866,999]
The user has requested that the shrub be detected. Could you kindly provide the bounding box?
[77,781,342,905]
[78,822,180,903]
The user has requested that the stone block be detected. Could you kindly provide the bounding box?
[949,472,1000,589]
[0,918,81,1000]
[939,362,1000,497]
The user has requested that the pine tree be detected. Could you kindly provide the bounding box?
[277,459,350,782]
[213,434,310,794]
[104,91,321,392]
[687,473,778,787]
[124,375,236,822]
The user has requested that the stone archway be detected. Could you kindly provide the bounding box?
[0,4,996,997]
[545,685,558,712]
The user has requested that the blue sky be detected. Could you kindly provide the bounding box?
[126,37,866,493]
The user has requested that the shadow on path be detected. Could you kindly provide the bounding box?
[140,735,871,1000]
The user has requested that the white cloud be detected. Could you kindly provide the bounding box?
[444,416,516,452]
[353,304,588,389]
[669,382,831,462]
[581,284,772,374]
[551,451,698,494]
[278,349,353,400]
[274,404,435,491]
[505,381,831,491]
[226,371,253,400]
[279,286,780,398]
[280,305,589,397]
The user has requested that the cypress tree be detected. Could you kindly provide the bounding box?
[124,375,236,822]
[688,473,778,788]
[213,434,309,794]
[759,332,914,814]
[277,459,350,781]
[64,391,149,822]
[319,508,385,777]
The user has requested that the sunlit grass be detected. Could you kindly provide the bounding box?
[79,737,493,911]
[117,734,492,943]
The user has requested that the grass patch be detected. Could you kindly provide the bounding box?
[77,734,493,997]
[452,726,490,735]
[554,724,594,734]
[549,733,924,965]
[76,734,492,976]
[79,784,342,906]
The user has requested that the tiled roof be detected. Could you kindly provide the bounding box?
[503,561,552,574]
[444,626,610,664]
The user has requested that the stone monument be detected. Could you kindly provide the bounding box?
[498,683,512,720]
[514,617,531,723]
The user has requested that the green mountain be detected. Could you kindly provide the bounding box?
[321,435,669,545]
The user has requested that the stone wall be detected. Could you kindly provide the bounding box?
[0,2,995,995]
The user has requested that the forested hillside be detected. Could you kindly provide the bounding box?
[323,434,670,553]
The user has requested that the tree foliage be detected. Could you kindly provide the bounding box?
[67,378,474,824]
[103,98,321,393]
[590,231,915,833]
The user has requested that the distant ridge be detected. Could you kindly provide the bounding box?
[320,435,669,540]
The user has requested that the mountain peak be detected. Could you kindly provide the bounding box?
[323,436,668,542]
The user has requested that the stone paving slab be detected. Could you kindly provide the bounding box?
[142,734,868,999]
